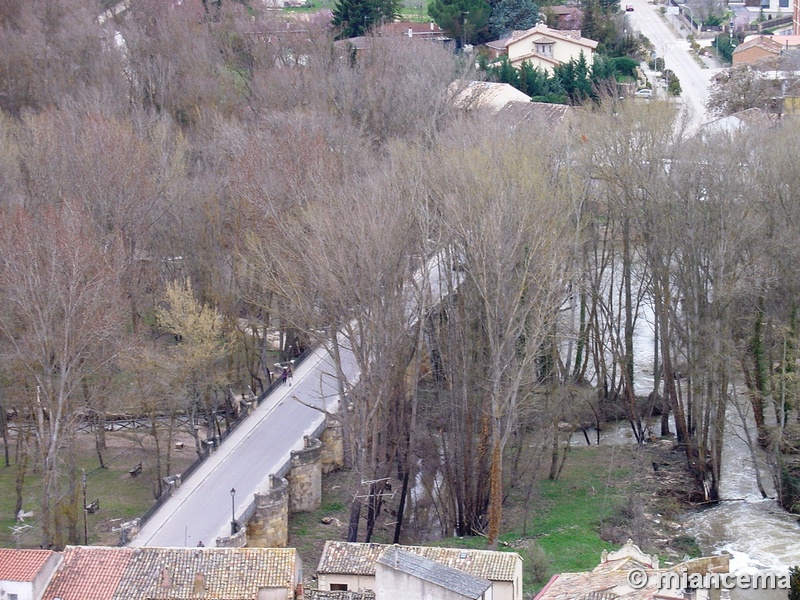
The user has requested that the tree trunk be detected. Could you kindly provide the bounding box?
[0,395,9,468]
[347,496,361,542]
[487,439,503,549]
[14,430,28,517]
[94,412,106,469]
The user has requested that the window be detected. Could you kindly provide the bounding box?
[535,42,554,55]
[9,594,19,600]
[330,584,349,591]
[780,0,788,8]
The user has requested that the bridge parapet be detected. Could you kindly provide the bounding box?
[288,436,323,513]
[247,474,289,547]
[320,420,344,473]
[216,525,247,548]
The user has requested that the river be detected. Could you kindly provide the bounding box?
[682,399,799,600]
[626,297,800,600]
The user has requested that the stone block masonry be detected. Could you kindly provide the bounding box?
[247,475,289,547]
[288,436,323,513]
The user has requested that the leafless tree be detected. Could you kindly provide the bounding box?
[423,120,572,547]
[0,206,125,548]
[241,129,425,541]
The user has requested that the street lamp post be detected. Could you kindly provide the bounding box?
[230,488,237,535]
[683,4,696,34]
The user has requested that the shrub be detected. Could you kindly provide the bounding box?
[521,543,553,585]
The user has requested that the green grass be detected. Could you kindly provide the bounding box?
[430,446,642,594]
[527,448,635,573]
[0,430,197,548]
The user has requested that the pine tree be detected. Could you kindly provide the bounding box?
[332,0,401,39]
[488,0,538,39]
[428,0,490,47]
[789,566,800,600]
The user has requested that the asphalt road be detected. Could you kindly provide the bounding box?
[129,252,454,548]
[130,341,359,548]
[625,0,723,130]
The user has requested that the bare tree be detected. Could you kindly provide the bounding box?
[0,205,125,548]
[425,121,571,547]
[241,136,424,540]
[706,64,784,117]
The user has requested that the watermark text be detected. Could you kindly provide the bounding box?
[626,568,789,591]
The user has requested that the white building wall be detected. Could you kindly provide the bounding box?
[374,563,493,600]
[317,573,375,592]
[0,581,34,600]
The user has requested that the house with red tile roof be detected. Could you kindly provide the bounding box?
[112,547,301,600]
[41,547,133,600]
[541,5,583,31]
[315,542,522,600]
[38,546,302,600]
[0,549,61,600]
[733,35,785,65]
[485,24,598,73]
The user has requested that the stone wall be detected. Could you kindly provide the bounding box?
[216,525,247,548]
[247,475,289,548]
[288,436,322,513]
[320,420,344,474]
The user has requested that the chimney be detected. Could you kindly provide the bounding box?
[430,20,434,30]
[160,567,171,589]
[408,26,413,37]
[194,572,206,595]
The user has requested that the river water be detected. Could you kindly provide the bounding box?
[625,298,800,600]
[681,399,799,600]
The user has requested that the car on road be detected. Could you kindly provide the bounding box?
[634,88,653,98]
[625,4,634,10]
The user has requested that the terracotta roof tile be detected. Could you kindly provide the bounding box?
[734,35,783,55]
[496,101,572,127]
[533,570,686,600]
[111,547,298,600]
[0,549,57,582]
[307,591,375,600]
[42,546,133,600]
[505,24,597,49]
[317,541,520,582]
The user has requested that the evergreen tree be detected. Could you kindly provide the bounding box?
[488,0,538,38]
[485,58,565,103]
[553,52,593,104]
[790,566,800,600]
[332,0,401,39]
[429,0,491,47]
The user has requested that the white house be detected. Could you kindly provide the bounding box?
[375,547,494,600]
[0,549,61,600]
[488,24,598,72]
[316,542,523,600]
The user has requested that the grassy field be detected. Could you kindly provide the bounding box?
[0,428,197,549]
[286,441,697,596]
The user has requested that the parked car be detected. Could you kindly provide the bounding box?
[625,4,634,10]
[634,88,653,98]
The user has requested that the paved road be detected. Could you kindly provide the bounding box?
[129,253,453,547]
[130,341,358,547]
[625,0,723,130]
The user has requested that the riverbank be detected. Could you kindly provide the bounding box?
[286,434,705,596]
[2,421,705,597]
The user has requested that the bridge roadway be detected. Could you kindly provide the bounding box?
[129,340,359,548]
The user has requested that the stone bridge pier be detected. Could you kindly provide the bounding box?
[288,436,323,513]
[225,420,344,548]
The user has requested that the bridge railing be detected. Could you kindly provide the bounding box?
[135,345,317,534]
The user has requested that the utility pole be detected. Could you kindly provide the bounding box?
[82,469,88,545]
